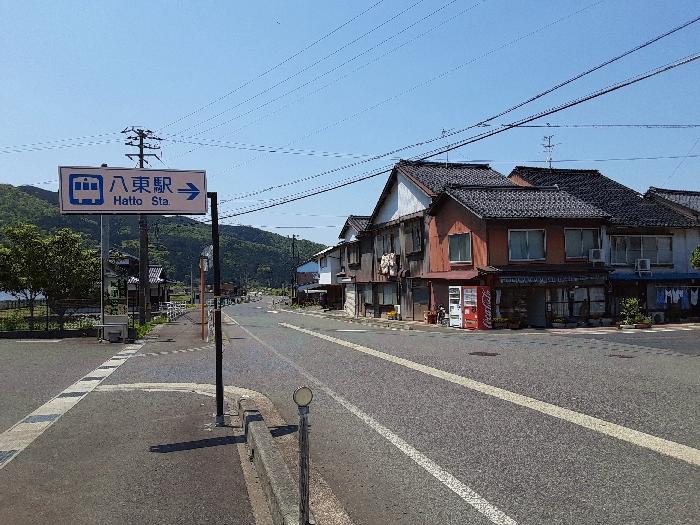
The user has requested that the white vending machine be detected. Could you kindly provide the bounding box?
[448,286,462,328]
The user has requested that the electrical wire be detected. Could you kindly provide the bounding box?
[165,0,429,137]
[216,52,700,220]
[214,11,700,203]
[158,0,387,131]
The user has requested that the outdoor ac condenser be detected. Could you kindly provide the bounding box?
[589,248,604,262]
[635,258,652,272]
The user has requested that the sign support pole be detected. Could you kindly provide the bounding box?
[200,257,206,341]
[208,192,224,425]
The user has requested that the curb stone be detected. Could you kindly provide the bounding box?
[238,397,316,525]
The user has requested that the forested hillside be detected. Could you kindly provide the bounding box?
[0,184,325,287]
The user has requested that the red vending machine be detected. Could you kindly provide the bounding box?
[462,286,492,330]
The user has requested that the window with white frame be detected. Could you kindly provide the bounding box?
[609,235,673,265]
[565,228,600,259]
[448,232,472,263]
[508,229,546,261]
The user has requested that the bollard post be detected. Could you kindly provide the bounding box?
[293,386,313,525]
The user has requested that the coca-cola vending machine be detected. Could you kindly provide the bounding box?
[462,286,492,330]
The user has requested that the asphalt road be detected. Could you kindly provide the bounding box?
[219,299,699,525]
[1,303,698,524]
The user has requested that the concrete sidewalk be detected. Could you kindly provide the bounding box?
[0,315,272,525]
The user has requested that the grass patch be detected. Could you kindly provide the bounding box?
[135,315,168,339]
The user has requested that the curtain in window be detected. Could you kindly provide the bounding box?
[581,229,597,255]
[657,237,673,264]
[528,230,545,259]
[565,229,580,258]
[509,231,527,260]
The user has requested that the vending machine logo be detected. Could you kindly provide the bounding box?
[68,174,104,205]
[481,288,492,329]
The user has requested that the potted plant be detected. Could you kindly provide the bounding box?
[619,298,652,329]
[551,317,566,329]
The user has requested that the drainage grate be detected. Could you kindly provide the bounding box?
[606,354,635,359]
[469,351,500,357]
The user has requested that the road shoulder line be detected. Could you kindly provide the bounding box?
[279,322,700,468]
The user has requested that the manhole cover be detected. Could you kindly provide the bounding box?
[469,351,500,357]
[606,354,635,359]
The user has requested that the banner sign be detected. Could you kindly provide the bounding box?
[59,166,207,214]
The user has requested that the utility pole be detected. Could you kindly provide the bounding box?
[291,234,296,300]
[208,192,224,425]
[122,127,162,324]
[542,135,559,169]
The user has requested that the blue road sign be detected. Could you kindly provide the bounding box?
[68,174,104,205]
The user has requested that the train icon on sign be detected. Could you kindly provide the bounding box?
[68,174,104,205]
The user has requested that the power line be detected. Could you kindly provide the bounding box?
[166,0,429,137]
[217,52,700,219]
[216,1,686,194]
[158,0,387,131]
[216,13,699,204]
[0,137,123,155]
[664,136,700,183]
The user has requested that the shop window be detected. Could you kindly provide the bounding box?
[609,235,673,265]
[448,232,472,263]
[508,229,545,261]
[565,228,600,259]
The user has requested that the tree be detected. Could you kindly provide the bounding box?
[0,224,48,329]
[43,228,99,329]
[691,244,700,269]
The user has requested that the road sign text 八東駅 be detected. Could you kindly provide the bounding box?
[58,166,207,214]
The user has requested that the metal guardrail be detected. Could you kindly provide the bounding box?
[157,301,189,322]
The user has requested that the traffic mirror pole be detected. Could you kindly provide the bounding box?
[208,192,225,425]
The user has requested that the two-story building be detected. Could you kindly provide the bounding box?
[336,215,370,316]
[425,184,610,327]
[510,167,700,321]
[356,160,510,320]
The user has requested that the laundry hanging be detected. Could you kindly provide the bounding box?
[691,287,699,306]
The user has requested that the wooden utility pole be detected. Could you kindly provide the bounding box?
[123,127,162,324]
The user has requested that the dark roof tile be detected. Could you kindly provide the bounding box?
[647,187,700,215]
[397,160,510,194]
[509,166,692,227]
[444,185,608,219]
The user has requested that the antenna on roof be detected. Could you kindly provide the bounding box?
[442,129,449,166]
[541,134,561,169]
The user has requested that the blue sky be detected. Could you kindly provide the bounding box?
[1,0,698,245]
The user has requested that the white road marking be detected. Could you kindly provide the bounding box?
[266,310,279,314]
[0,343,142,470]
[228,315,516,525]
[336,329,367,332]
[280,322,700,468]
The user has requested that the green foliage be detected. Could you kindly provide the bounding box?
[0,184,325,287]
[0,310,25,331]
[691,244,700,269]
[135,315,168,338]
[620,297,651,325]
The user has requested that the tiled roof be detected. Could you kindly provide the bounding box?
[443,185,608,219]
[127,266,166,285]
[647,187,700,215]
[397,160,510,194]
[509,166,693,227]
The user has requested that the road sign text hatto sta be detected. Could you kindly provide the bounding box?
[58,166,207,214]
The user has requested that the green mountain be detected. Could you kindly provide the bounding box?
[0,184,326,287]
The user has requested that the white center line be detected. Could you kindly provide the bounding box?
[227,315,516,525]
[0,343,142,470]
[280,322,700,468]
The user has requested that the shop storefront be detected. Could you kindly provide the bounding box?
[492,271,609,328]
[610,273,700,323]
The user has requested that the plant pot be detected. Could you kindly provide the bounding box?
[425,313,437,324]
[508,323,521,330]
[633,323,651,329]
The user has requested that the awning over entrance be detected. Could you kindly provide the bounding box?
[417,270,479,280]
[609,272,700,282]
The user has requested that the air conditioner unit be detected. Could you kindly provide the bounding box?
[588,248,604,262]
[635,258,651,272]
